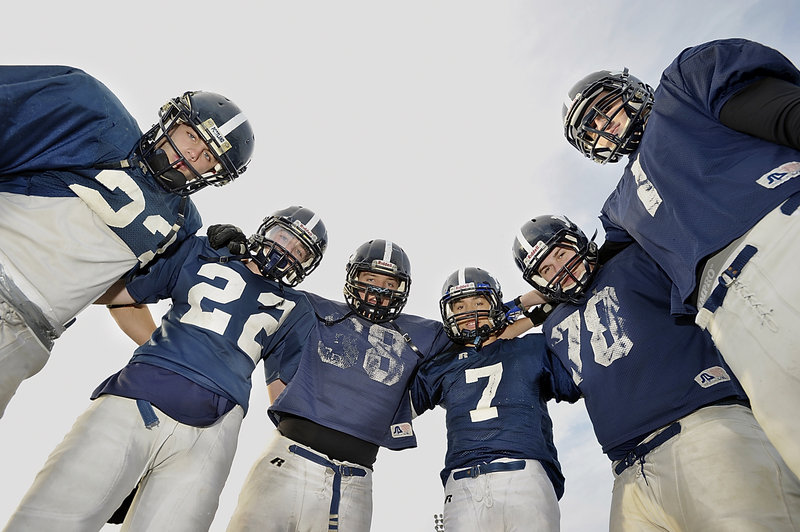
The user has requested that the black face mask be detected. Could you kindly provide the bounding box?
[147,149,187,192]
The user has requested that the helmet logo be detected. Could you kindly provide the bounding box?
[291,219,315,241]
[524,240,548,268]
[373,259,398,273]
[451,282,476,293]
[201,118,232,155]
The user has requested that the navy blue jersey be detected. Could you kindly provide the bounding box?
[267,292,452,450]
[120,236,314,413]
[409,334,579,498]
[0,66,140,173]
[600,39,800,314]
[0,65,200,268]
[543,244,747,460]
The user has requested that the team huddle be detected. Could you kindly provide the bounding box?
[2,37,800,531]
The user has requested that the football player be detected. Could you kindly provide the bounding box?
[409,267,579,532]
[3,206,323,532]
[561,38,800,476]
[225,238,452,532]
[512,215,800,530]
[0,66,255,418]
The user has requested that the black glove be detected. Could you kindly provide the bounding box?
[523,303,555,327]
[207,224,249,255]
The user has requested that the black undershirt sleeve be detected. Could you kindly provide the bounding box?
[719,76,800,151]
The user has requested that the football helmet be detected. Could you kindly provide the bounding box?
[344,239,411,323]
[137,90,255,195]
[562,68,654,164]
[249,206,327,286]
[512,215,598,303]
[440,267,507,345]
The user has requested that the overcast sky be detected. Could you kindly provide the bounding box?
[2,1,799,531]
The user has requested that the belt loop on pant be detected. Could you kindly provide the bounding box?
[136,399,160,429]
[452,459,526,480]
[614,422,681,476]
[697,244,758,329]
[780,190,800,215]
[288,444,367,531]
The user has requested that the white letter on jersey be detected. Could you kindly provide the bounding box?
[237,293,295,363]
[363,324,406,386]
[465,362,503,422]
[69,170,173,266]
[550,313,584,386]
[584,287,633,367]
[181,263,246,334]
[632,155,662,217]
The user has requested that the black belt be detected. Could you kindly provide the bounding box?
[452,460,526,480]
[614,422,681,475]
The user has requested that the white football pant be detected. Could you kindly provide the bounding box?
[3,395,243,532]
[697,201,800,478]
[227,431,373,532]
[610,404,800,531]
[443,458,560,532]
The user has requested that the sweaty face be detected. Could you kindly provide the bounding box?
[450,295,492,331]
[157,124,220,180]
[357,271,400,307]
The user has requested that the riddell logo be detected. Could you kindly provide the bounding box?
[374,260,396,271]
[524,241,547,267]
[292,220,314,239]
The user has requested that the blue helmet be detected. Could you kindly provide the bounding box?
[137,90,255,195]
[344,239,411,323]
[512,215,598,303]
[249,206,327,286]
[440,267,507,345]
[562,68,654,164]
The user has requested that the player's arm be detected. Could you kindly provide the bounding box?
[501,288,554,338]
[267,380,287,403]
[94,278,158,345]
[719,77,800,150]
[107,305,158,346]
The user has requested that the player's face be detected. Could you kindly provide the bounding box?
[537,245,586,290]
[158,124,220,179]
[584,92,630,151]
[357,271,400,307]
[450,295,491,331]
[269,228,312,264]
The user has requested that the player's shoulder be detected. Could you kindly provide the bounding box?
[496,333,547,360]
[277,284,315,310]
[419,342,472,374]
[394,312,444,334]
[301,290,347,315]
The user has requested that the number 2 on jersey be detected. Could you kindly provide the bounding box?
[181,263,295,363]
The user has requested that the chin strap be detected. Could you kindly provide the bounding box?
[315,309,355,327]
[472,324,493,351]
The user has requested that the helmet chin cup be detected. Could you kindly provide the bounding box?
[259,249,290,277]
[148,149,187,192]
